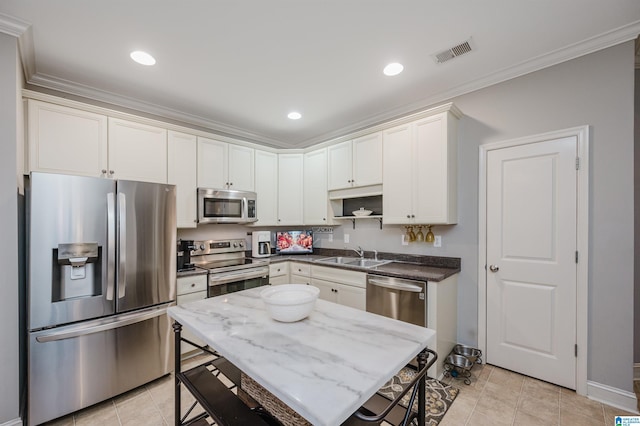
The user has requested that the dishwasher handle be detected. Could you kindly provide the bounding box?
[367,278,423,293]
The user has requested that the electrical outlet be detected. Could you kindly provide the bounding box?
[402,235,409,246]
[328,234,333,242]
[434,235,442,247]
[344,234,350,243]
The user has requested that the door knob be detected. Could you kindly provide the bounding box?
[489,265,499,272]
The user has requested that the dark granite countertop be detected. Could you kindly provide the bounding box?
[267,249,460,282]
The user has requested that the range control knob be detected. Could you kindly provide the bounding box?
[239,242,244,248]
[233,242,238,248]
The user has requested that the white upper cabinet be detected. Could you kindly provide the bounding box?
[253,149,279,226]
[168,131,197,228]
[108,118,168,183]
[26,99,108,177]
[383,110,459,225]
[277,153,304,225]
[327,132,382,190]
[197,137,254,191]
[303,148,328,225]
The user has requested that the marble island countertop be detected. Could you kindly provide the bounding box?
[168,287,436,426]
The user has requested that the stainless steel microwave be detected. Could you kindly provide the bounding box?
[197,188,258,224]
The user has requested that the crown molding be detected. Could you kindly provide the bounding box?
[295,19,640,147]
[0,13,36,80]
[8,12,640,148]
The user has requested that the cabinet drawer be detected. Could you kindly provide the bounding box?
[290,274,311,286]
[311,265,366,288]
[269,262,289,277]
[177,274,207,295]
[289,262,311,276]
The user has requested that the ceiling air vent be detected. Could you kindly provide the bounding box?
[432,39,474,64]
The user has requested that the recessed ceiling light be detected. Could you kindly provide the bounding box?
[288,112,302,120]
[130,51,156,66]
[383,62,404,76]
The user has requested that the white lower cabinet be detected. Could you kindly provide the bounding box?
[176,275,207,355]
[311,265,366,310]
[269,262,290,285]
[289,262,311,286]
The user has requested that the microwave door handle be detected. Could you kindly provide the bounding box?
[118,192,126,299]
[106,192,115,301]
[242,197,247,220]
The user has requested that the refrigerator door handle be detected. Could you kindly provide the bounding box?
[35,304,172,343]
[118,192,126,299]
[106,192,116,301]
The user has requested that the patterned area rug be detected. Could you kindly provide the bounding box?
[377,367,459,426]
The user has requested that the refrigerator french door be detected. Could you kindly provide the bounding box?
[26,172,176,426]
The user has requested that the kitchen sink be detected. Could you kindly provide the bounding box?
[314,257,355,264]
[344,259,391,268]
[315,257,391,268]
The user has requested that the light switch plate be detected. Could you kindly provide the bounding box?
[402,235,409,246]
[344,234,350,243]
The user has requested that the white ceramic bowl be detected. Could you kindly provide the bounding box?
[352,209,373,216]
[261,284,320,322]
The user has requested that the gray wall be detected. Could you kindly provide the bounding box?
[314,41,636,393]
[0,32,21,424]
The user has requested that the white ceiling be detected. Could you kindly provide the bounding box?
[1,1,639,148]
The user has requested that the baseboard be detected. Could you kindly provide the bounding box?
[634,363,640,381]
[587,380,639,414]
[0,418,22,426]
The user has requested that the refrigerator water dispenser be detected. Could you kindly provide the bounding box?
[53,243,101,301]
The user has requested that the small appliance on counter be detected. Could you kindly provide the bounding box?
[177,239,196,271]
[252,231,272,258]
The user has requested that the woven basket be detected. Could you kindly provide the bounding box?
[240,372,312,426]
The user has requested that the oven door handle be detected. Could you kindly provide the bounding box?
[208,267,269,286]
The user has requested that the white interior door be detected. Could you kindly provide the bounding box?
[486,135,577,389]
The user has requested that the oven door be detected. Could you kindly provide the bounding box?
[208,266,269,297]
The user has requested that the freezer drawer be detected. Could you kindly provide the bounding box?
[28,305,174,426]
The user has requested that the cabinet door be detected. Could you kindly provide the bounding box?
[177,290,207,354]
[254,150,278,225]
[327,141,353,190]
[168,131,197,228]
[228,144,254,191]
[277,153,304,225]
[382,123,414,224]
[269,276,290,286]
[336,284,366,310]
[303,148,328,225]
[352,132,382,188]
[27,100,108,177]
[197,137,228,189]
[310,278,338,303]
[414,114,457,224]
[108,118,167,183]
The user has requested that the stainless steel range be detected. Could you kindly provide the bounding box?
[191,238,269,297]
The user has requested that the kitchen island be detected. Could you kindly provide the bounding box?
[168,287,436,426]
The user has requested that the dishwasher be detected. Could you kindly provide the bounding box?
[366,274,427,327]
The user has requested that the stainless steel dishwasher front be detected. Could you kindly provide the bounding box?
[366,274,427,327]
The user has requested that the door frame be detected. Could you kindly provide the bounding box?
[478,125,589,395]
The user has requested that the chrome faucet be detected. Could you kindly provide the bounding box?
[352,246,364,258]
[373,250,378,261]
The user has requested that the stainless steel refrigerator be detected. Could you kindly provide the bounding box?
[26,172,176,426]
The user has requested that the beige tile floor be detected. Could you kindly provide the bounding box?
[43,355,637,426]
